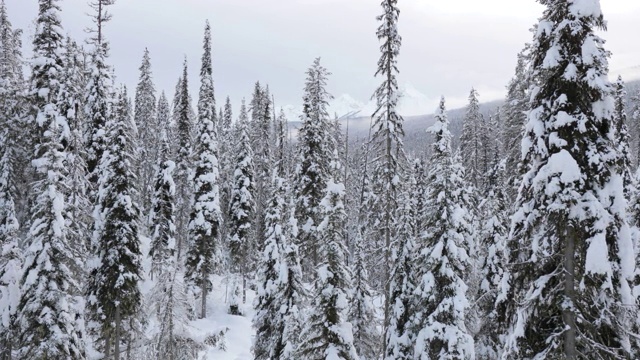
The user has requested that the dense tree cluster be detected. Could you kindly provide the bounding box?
[0,0,639,359]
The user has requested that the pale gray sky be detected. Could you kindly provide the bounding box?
[8,0,640,114]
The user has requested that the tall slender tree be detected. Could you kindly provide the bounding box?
[383,162,420,360]
[252,175,304,360]
[459,88,482,189]
[0,78,21,358]
[298,180,358,360]
[16,2,87,357]
[474,155,508,359]
[185,20,222,319]
[499,1,640,357]
[412,97,475,359]
[148,124,176,281]
[613,76,633,196]
[228,100,255,306]
[293,57,336,275]
[85,0,115,181]
[369,0,405,344]
[501,49,530,201]
[87,88,143,360]
[133,48,157,213]
[174,58,194,259]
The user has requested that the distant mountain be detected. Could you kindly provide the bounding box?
[282,82,453,122]
[613,66,640,82]
[284,77,640,156]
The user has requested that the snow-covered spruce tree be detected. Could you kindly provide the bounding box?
[16,1,87,357]
[0,125,22,360]
[157,91,171,152]
[85,0,115,181]
[279,207,306,360]
[228,101,255,307]
[0,207,20,360]
[146,129,198,358]
[459,87,483,190]
[275,108,289,177]
[148,259,197,359]
[412,97,474,359]
[133,47,157,214]
[253,175,305,360]
[369,0,406,307]
[349,230,380,360]
[87,88,143,359]
[499,1,640,358]
[60,36,92,263]
[174,57,194,259]
[474,153,508,359]
[298,180,358,360]
[219,95,233,228]
[185,20,222,320]
[250,82,274,274]
[148,125,176,281]
[613,76,633,197]
[0,0,23,90]
[383,161,422,360]
[293,57,336,276]
[0,0,27,217]
[17,120,88,360]
[501,49,530,201]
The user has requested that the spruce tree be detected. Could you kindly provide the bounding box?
[146,130,195,358]
[298,180,358,360]
[16,1,87,357]
[349,231,380,360]
[459,87,483,190]
[0,0,26,219]
[228,100,255,306]
[383,162,420,360]
[0,115,21,360]
[474,154,508,359]
[412,97,474,359]
[60,36,92,262]
[275,108,289,177]
[252,175,304,360]
[133,47,157,213]
[87,88,143,359]
[293,57,336,276]
[148,259,194,359]
[250,82,274,273]
[369,2,406,333]
[85,0,115,181]
[0,204,20,360]
[148,126,176,281]
[614,76,633,197]
[174,58,194,259]
[501,50,530,201]
[185,20,222,319]
[157,91,171,153]
[219,96,234,229]
[499,1,640,357]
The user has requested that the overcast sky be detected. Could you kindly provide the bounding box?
[7,0,640,113]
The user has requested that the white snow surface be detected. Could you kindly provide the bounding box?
[135,236,256,360]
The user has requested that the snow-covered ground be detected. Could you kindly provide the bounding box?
[138,236,256,360]
[190,275,255,360]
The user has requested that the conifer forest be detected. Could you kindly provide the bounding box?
[2,0,640,359]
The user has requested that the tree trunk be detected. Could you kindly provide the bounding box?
[201,274,207,319]
[114,306,121,360]
[242,270,247,304]
[104,333,111,360]
[563,225,577,359]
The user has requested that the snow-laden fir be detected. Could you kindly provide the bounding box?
[1,0,640,359]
